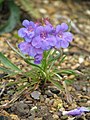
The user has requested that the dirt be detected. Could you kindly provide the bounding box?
[0,0,90,120]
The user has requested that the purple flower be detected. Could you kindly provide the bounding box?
[63,107,90,116]
[32,25,56,50]
[18,20,36,42]
[55,23,73,49]
[18,42,43,58]
[34,54,43,64]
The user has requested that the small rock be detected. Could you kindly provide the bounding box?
[52,114,59,120]
[79,56,84,63]
[31,91,41,100]
[39,8,47,14]
[61,115,68,120]
[45,98,50,104]
[87,100,90,106]
[40,95,44,102]
[45,90,53,97]
[43,95,47,99]
[82,87,87,92]
[53,99,62,108]
[10,114,20,120]
[25,100,32,104]
[49,99,54,105]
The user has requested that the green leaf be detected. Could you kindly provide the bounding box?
[0,52,22,72]
[65,79,74,85]
[49,79,63,90]
[54,73,62,80]
[59,55,66,65]
[0,67,12,73]
[6,40,26,59]
[25,59,43,70]
[0,0,20,34]
[48,52,61,63]
[60,69,76,75]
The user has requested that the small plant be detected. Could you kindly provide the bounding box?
[0,18,76,103]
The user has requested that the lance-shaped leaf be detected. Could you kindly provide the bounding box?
[49,79,63,90]
[0,52,22,72]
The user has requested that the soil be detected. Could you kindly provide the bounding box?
[0,0,90,120]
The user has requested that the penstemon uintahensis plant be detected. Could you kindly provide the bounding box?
[0,18,76,103]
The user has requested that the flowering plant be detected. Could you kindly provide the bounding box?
[0,18,76,103]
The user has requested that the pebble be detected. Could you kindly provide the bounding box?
[10,114,20,120]
[49,99,54,105]
[45,90,53,97]
[87,100,90,106]
[31,91,41,100]
[82,87,87,92]
[79,56,84,63]
[52,114,59,120]
[40,95,45,102]
[39,8,47,14]
[53,99,63,108]
[45,98,50,104]
[61,115,68,120]
[25,100,32,104]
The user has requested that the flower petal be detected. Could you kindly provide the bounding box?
[27,31,35,38]
[48,36,56,46]
[44,25,52,33]
[18,28,26,37]
[24,36,32,42]
[29,46,37,57]
[18,42,30,54]
[32,36,42,48]
[60,23,68,31]
[22,20,30,27]
[60,40,69,48]
[63,32,73,42]
[41,40,50,50]
[29,21,35,27]
[36,48,43,54]
[56,23,68,33]
[56,25,61,33]
[34,54,43,64]
[35,26,44,35]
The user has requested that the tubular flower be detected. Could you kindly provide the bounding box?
[18,42,43,57]
[18,20,36,42]
[32,25,56,50]
[63,107,90,116]
[55,23,73,48]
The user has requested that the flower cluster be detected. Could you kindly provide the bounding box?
[18,18,73,64]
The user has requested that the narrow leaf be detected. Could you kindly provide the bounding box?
[0,52,22,72]
[49,79,63,90]
[65,79,74,85]
[0,67,12,73]
[60,69,76,75]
